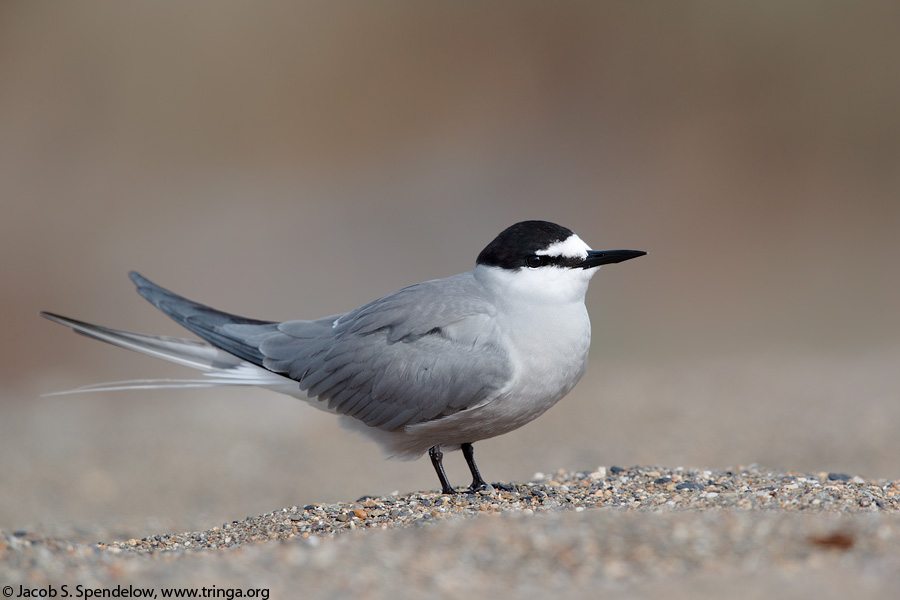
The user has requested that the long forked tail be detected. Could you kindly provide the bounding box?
[39,312,244,372]
[39,312,288,395]
[39,273,289,395]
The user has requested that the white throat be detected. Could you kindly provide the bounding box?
[479,266,594,308]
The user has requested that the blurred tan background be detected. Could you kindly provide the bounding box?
[2,2,899,538]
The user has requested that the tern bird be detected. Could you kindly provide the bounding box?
[41,220,645,494]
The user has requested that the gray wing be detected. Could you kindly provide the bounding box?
[131,271,512,431]
[253,272,512,430]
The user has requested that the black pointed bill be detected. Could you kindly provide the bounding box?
[578,249,647,269]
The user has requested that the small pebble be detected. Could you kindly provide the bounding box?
[675,483,703,491]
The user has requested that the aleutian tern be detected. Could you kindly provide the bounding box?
[41,220,645,494]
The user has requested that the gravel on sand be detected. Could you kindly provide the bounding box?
[3,465,900,598]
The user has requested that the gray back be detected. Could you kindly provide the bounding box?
[234,272,512,431]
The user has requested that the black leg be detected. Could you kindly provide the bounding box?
[429,445,455,494]
[461,442,489,492]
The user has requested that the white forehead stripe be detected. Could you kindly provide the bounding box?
[536,234,591,259]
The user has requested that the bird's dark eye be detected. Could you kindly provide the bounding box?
[525,255,543,268]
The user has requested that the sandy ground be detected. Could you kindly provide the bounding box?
[3,466,900,599]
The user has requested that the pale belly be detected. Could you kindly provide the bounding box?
[382,303,593,457]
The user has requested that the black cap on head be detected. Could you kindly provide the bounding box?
[476,221,575,269]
